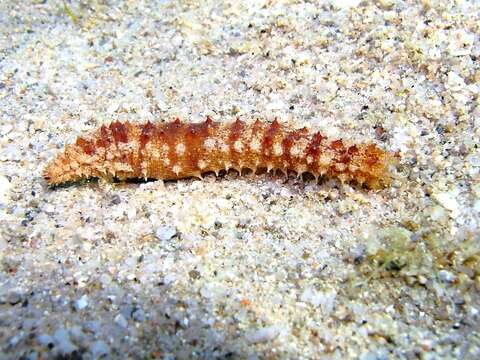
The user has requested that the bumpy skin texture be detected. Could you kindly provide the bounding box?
[44,118,395,189]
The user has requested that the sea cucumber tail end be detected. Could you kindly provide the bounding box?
[43,144,99,186]
[44,156,73,186]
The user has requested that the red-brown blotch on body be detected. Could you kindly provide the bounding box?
[44,118,396,189]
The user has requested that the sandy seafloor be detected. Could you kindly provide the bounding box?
[0,0,479,359]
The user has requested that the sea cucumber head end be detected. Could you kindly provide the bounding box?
[362,149,398,189]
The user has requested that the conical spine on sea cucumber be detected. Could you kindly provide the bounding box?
[44,118,395,189]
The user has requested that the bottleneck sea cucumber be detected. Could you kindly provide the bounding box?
[44,118,396,189]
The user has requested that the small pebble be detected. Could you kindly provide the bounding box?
[114,313,128,328]
[90,340,110,359]
[438,270,456,283]
[163,273,176,285]
[74,295,89,310]
[418,275,428,285]
[37,334,54,347]
[246,325,281,343]
[99,273,112,286]
[432,191,460,218]
[24,352,38,360]
[155,226,177,241]
[6,291,23,305]
[110,194,121,205]
[132,308,146,322]
[120,306,134,320]
[83,321,101,334]
[468,307,479,320]
[189,269,201,280]
[8,332,24,347]
[350,245,366,264]
[53,328,77,354]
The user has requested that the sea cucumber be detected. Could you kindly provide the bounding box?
[44,118,396,189]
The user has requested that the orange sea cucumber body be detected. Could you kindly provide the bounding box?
[44,118,395,189]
